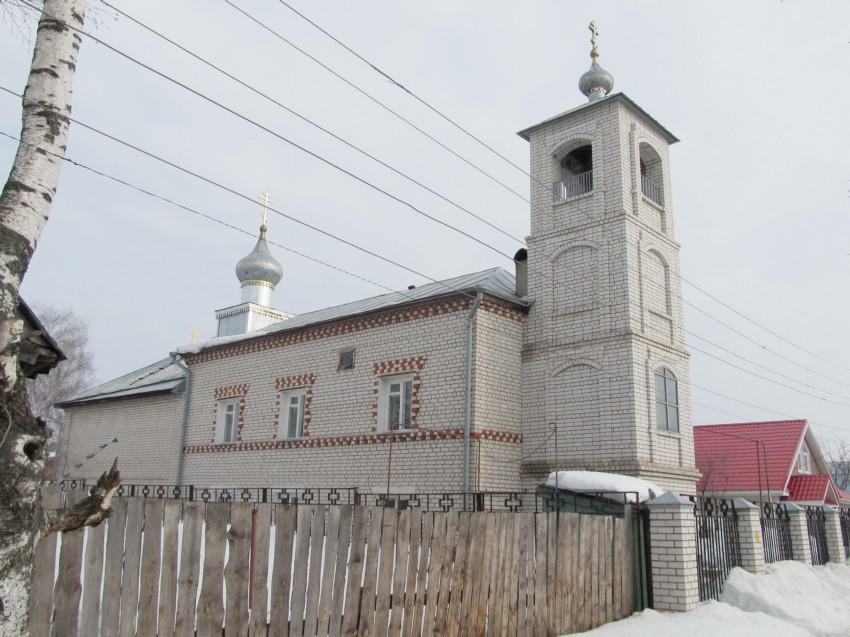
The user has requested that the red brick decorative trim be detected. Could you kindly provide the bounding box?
[273,373,317,439]
[186,298,472,365]
[211,384,249,443]
[371,356,425,431]
[184,428,521,453]
[481,297,526,322]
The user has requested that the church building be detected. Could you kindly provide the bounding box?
[56,25,699,496]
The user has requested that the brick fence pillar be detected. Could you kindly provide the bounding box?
[733,497,765,574]
[822,506,846,564]
[647,492,700,611]
[785,503,812,564]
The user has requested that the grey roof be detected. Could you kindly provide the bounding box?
[260,266,524,337]
[59,358,186,407]
[517,92,679,143]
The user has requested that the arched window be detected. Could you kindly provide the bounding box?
[553,143,593,201]
[639,143,664,206]
[654,367,679,432]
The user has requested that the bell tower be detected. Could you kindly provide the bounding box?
[518,23,698,493]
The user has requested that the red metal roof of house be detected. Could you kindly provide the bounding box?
[838,488,850,504]
[694,420,807,495]
[787,474,837,504]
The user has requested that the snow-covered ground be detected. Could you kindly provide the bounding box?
[573,561,850,637]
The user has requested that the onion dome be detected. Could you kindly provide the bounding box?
[578,21,614,102]
[235,225,283,288]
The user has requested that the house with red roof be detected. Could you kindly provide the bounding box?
[694,420,850,505]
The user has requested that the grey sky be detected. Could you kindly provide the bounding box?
[2,1,848,442]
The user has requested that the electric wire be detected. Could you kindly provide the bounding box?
[686,299,850,388]
[224,0,530,204]
[14,0,523,271]
[99,0,525,246]
[276,0,531,181]
[684,276,850,374]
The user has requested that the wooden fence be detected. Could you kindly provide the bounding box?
[29,491,635,636]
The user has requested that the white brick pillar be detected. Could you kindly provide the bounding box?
[733,498,765,575]
[822,506,846,564]
[647,492,700,611]
[785,503,812,564]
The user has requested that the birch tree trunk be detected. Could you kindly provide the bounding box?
[0,0,86,633]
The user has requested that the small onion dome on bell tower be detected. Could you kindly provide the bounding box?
[235,224,283,306]
[578,21,614,103]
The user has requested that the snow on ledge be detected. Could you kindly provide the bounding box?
[545,470,664,503]
[174,331,261,356]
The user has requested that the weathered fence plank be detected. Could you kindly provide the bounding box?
[506,513,523,637]
[79,522,105,637]
[289,505,313,637]
[317,505,342,636]
[101,497,128,637]
[410,510,433,637]
[557,514,577,634]
[137,499,163,637]
[340,505,368,637]
[400,508,422,637]
[422,511,447,637]
[388,509,411,637]
[28,485,63,637]
[359,506,384,636]
[303,504,327,637]
[117,497,145,637]
[158,500,181,637]
[269,504,297,637]
[328,505,354,637]
[51,489,86,637]
[197,503,227,636]
[458,513,484,637]
[249,504,273,637]
[434,511,458,635]
[374,507,398,635]
[174,502,202,637]
[225,502,253,636]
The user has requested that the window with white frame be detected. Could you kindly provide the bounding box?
[380,375,414,432]
[216,400,239,443]
[797,441,812,474]
[280,389,307,439]
[654,367,679,433]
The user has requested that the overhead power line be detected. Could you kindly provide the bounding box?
[224,0,530,204]
[276,0,531,182]
[684,276,850,374]
[99,0,525,247]
[685,300,850,389]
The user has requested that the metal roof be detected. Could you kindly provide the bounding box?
[59,357,186,407]
[259,266,524,337]
[517,92,679,143]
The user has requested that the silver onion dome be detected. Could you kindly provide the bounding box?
[579,21,614,102]
[579,61,614,101]
[235,225,283,287]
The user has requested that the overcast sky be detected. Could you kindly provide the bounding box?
[1,1,848,443]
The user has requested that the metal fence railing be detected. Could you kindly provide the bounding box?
[553,170,593,201]
[641,175,663,206]
[692,497,742,602]
[806,506,830,565]
[839,508,850,559]
[761,502,794,563]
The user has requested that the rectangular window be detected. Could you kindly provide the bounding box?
[382,375,413,432]
[339,349,355,370]
[280,389,307,439]
[217,400,239,443]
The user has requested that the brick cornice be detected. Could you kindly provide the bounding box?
[184,428,521,454]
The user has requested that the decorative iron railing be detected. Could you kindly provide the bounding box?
[691,497,742,602]
[641,175,663,206]
[839,508,850,559]
[553,171,593,201]
[761,502,794,563]
[806,506,830,565]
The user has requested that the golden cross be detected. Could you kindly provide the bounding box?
[589,21,599,59]
[257,191,274,227]
[189,329,199,343]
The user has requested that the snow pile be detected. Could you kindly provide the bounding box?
[570,561,850,637]
[545,470,664,503]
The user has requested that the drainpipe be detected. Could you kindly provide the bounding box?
[170,352,192,486]
[463,290,484,495]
